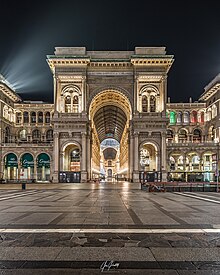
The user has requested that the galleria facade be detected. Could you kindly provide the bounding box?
[0,47,220,183]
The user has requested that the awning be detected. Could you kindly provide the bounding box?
[21,153,34,168]
[5,153,18,167]
[37,153,50,168]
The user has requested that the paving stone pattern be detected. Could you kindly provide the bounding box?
[0,183,220,273]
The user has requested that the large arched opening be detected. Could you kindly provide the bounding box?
[89,90,132,181]
[59,143,81,183]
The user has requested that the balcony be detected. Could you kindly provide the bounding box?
[2,142,53,147]
[167,141,217,148]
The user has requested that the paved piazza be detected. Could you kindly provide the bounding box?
[0,182,220,274]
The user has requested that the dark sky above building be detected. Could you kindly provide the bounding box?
[0,0,220,103]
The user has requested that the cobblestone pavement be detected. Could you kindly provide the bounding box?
[0,182,220,274]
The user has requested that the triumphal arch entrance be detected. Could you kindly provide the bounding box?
[47,46,173,182]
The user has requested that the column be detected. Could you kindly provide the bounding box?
[134,76,138,114]
[161,76,167,112]
[161,132,167,182]
[0,157,4,181]
[81,132,87,182]
[54,75,58,111]
[52,132,59,182]
[82,76,86,113]
[147,94,150,113]
[129,134,134,181]
[86,135,91,180]
[34,159,37,181]
[133,132,139,182]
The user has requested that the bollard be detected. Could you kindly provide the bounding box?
[22,183,26,190]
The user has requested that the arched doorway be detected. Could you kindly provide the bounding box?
[139,142,159,182]
[37,153,51,182]
[100,139,120,180]
[89,90,132,181]
[60,143,81,183]
[4,153,18,180]
[20,153,34,180]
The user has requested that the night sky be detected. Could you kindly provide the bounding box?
[0,0,220,103]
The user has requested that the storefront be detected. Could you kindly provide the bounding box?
[4,153,18,180]
[37,153,50,182]
[20,153,34,180]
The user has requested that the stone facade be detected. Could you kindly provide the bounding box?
[0,47,219,183]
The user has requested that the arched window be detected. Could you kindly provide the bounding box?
[65,96,71,113]
[3,105,8,120]
[23,112,29,124]
[45,112,50,124]
[178,129,187,143]
[31,112,36,124]
[38,112,43,123]
[212,104,217,118]
[208,126,215,141]
[183,111,190,124]
[193,129,201,143]
[199,111,204,124]
[169,156,175,171]
[206,108,212,121]
[8,109,13,122]
[142,95,148,112]
[169,111,176,125]
[192,155,200,171]
[176,112,182,124]
[16,112,22,124]
[5,127,10,143]
[72,95,79,113]
[191,111,197,123]
[166,129,174,143]
[46,129,53,141]
[32,129,41,142]
[70,148,80,162]
[19,129,27,141]
[150,95,156,112]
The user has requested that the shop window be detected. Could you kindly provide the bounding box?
[70,148,80,172]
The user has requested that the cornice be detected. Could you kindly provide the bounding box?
[199,83,220,101]
[0,84,21,103]
[47,57,90,72]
